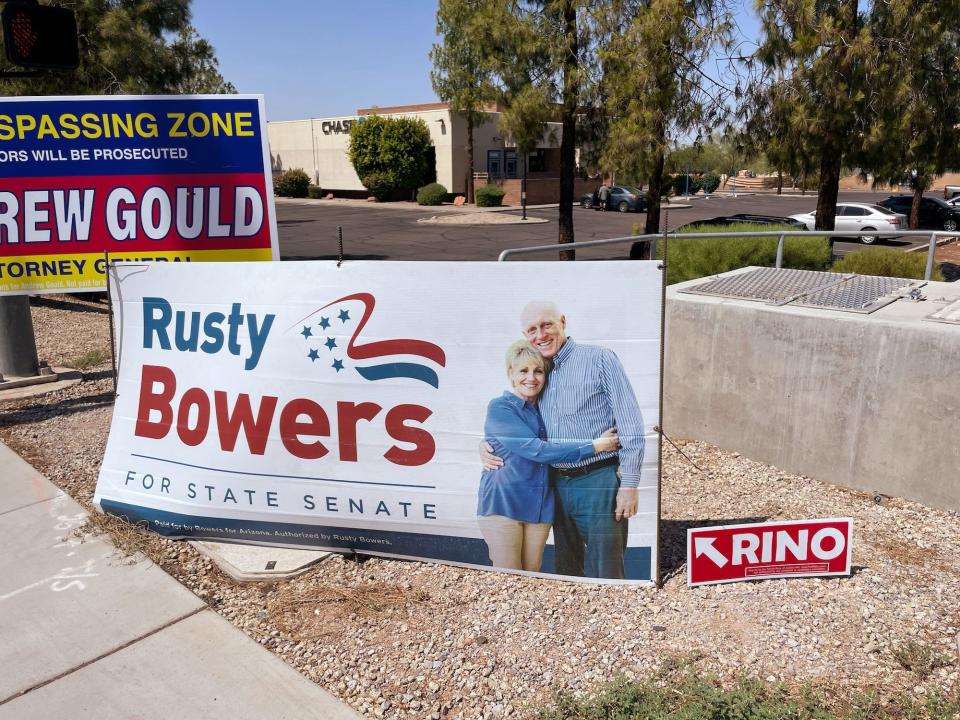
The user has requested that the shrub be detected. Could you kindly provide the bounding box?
[307,185,323,199]
[274,168,311,198]
[633,221,831,285]
[831,247,944,281]
[475,183,506,207]
[671,174,703,195]
[348,115,433,196]
[361,172,397,202]
[702,172,720,194]
[660,174,675,198]
[416,182,448,206]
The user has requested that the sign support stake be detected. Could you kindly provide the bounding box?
[337,226,344,268]
[654,207,669,588]
[104,251,118,397]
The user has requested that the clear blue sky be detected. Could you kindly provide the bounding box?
[192,1,760,123]
[191,2,440,120]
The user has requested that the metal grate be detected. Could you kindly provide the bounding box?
[926,298,960,325]
[681,267,921,314]
[681,268,842,303]
[793,275,918,313]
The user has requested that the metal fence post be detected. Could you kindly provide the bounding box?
[925,233,937,281]
[0,296,40,377]
[775,234,785,269]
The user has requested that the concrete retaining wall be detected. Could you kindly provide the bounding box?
[664,269,960,511]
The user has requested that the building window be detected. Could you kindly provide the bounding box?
[528,150,546,173]
[505,151,517,179]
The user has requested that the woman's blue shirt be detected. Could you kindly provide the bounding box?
[477,392,594,523]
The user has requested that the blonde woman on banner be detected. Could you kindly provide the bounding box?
[476,340,619,572]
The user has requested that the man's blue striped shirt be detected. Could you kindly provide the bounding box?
[538,338,646,487]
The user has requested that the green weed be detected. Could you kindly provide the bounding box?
[70,348,110,369]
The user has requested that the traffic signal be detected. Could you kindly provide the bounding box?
[2,1,78,70]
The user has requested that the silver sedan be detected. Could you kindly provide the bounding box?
[789,203,907,244]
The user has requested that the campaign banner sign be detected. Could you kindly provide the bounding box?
[0,95,278,296]
[687,518,853,587]
[94,261,662,584]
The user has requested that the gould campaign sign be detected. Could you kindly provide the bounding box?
[95,261,662,584]
[0,95,277,296]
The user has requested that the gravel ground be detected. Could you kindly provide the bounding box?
[2,294,959,719]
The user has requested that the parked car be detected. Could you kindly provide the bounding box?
[946,195,960,207]
[943,185,960,200]
[879,195,960,231]
[789,203,906,244]
[675,214,808,231]
[580,185,648,212]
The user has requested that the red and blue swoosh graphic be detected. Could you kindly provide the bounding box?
[293,292,446,388]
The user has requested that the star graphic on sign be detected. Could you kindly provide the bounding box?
[324,337,337,350]
[332,358,344,372]
[300,325,313,339]
[307,349,319,362]
[318,316,331,330]
[338,309,350,323]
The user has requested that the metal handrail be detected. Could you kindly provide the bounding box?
[497,229,960,281]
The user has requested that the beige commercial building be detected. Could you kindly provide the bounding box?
[267,102,592,203]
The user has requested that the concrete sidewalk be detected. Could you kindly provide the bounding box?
[0,441,359,720]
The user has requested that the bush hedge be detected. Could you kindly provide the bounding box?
[274,168,311,198]
[633,221,831,285]
[307,185,323,199]
[416,182,448,206]
[831,247,943,281]
[702,172,721,194]
[348,115,433,197]
[361,172,397,202]
[672,174,703,196]
[476,183,506,207]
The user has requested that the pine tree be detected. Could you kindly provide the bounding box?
[856,0,960,228]
[600,0,731,234]
[753,0,873,231]
[430,0,501,204]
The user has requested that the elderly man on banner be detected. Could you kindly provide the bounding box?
[482,301,645,580]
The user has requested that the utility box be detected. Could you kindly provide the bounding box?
[665,266,960,511]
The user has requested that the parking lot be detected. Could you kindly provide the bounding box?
[276,191,933,262]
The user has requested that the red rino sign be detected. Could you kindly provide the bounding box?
[687,518,853,587]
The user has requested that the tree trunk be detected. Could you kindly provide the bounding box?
[911,185,922,229]
[645,151,665,235]
[813,0,857,233]
[815,150,841,231]
[466,117,475,204]
[777,169,783,195]
[557,0,577,261]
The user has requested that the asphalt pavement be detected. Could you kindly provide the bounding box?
[275,191,928,262]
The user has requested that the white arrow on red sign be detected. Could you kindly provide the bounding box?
[694,536,728,568]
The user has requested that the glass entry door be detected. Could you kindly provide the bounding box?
[487,150,502,179]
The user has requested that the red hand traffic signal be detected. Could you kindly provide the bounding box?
[2,1,78,70]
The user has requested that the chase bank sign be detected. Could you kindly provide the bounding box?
[321,119,356,135]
